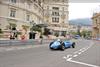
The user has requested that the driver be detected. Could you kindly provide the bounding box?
[57,39,62,43]
[57,39,60,41]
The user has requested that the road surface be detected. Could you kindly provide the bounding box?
[0,39,100,67]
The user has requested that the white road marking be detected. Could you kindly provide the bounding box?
[68,60,100,67]
[79,49,83,51]
[0,44,48,52]
[78,52,81,54]
[73,55,78,57]
[21,47,26,49]
[67,58,72,61]
[17,47,26,50]
[63,56,67,59]
[63,42,97,67]
[81,50,85,52]
[6,48,15,51]
[74,51,79,54]
[66,54,72,58]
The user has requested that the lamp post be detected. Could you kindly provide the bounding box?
[30,20,35,31]
[77,24,81,36]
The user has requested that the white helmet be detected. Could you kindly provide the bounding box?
[57,39,60,41]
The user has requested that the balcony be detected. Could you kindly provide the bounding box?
[93,23,97,28]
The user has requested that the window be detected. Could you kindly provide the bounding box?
[33,0,36,2]
[52,7,59,10]
[52,12,59,16]
[27,3,31,9]
[52,17,59,23]
[56,18,59,22]
[62,7,64,11]
[10,9,16,17]
[47,6,49,10]
[27,0,32,9]
[52,17,55,22]
[26,14,30,21]
[33,0,38,3]
[52,7,59,16]
[11,0,16,3]
[38,0,41,6]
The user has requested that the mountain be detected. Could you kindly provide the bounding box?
[69,18,92,26]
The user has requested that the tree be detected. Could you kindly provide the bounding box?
[61,31,66,37]
[30,24,42,33]
[81,30,92,38]
[0,28,3,33]
[43,28,51,36]
[81,30,86,37]
[54,32,59,37]
[77,29,81,36]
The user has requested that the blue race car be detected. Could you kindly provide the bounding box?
[49,39,75,51]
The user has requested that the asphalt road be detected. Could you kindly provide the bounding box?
[0,39,100,67]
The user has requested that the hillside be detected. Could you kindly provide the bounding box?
[69,18,92,26]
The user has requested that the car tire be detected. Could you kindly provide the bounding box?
[49,42,53,47]
[61,43,65,51]
[49,42,53,49]
[72,42,75,48]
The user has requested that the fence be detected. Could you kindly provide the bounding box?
[0,39,55,46]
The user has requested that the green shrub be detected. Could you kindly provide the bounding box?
[0,28,3,33]
[54,32,59,37]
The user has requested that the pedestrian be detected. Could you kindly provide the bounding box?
[40,35,43,44]
[10,35,15,40]
[21,35,25,40]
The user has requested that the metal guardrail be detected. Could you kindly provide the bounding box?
[0,38,71,46]
[0,39,55,46]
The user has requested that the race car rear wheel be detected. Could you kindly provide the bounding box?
[72,42,75,48]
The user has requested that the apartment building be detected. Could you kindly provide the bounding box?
[92,13,100,38]
[0,0,44,39]
[43,0,69,36]
[69,24,92,33]
[0,0,69,39]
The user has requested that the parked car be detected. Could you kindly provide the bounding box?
[74,35,80,39]
[49,39,75,51]
[96,38,100,41]
[85,36,91,40]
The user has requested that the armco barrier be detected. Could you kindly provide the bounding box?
[0,39,54,46]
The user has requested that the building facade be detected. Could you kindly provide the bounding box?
[43,0,69,37]
[69,24,92,34]
[0,0,44,39]
[0,0,69,39]
[92,13,100,38]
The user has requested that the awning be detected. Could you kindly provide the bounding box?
[47,27,68,31]
[36,24,48,27]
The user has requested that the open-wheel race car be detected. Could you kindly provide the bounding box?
[49,39,75,51]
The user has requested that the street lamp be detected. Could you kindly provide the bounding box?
[30,20,34,26]
[77,24,81,36]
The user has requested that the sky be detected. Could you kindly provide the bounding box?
[69,3,100,20]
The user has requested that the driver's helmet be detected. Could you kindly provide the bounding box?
[57,39,61,42]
